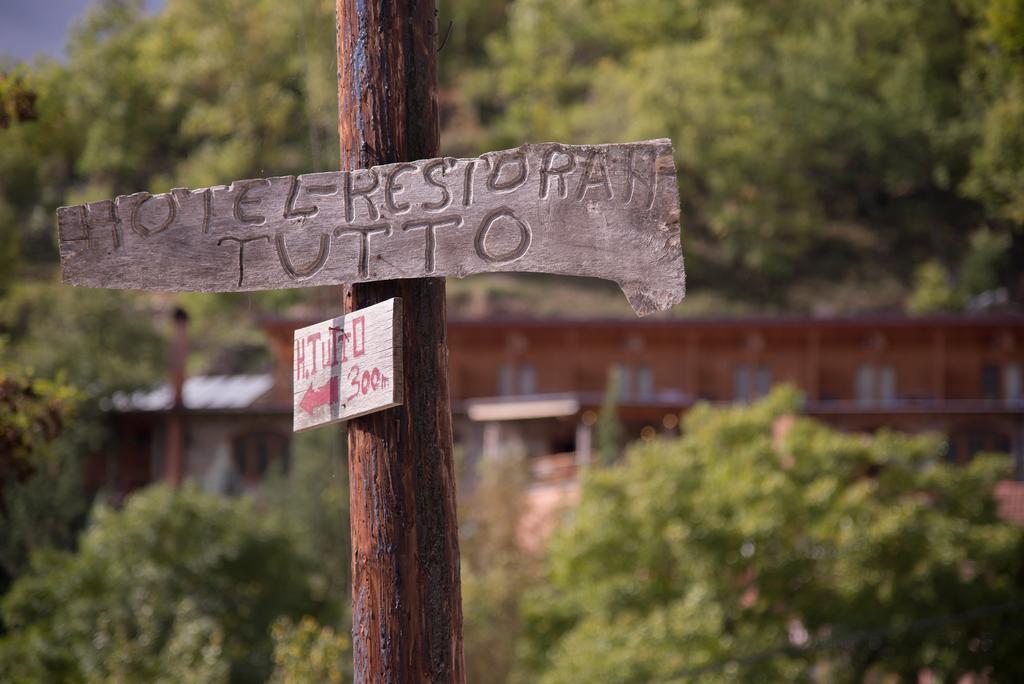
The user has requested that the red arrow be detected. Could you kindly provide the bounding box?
[299,376,340,415]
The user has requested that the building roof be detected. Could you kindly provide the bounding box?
[441,313,1024,329]
[109,374,274,412]
[465,394,582,421]
[260,312,1024,335]
[460,391,693,420]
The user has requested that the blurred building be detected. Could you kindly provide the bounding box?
[99,374,288,498]
[442,315,1024,538]
[443,315,1024,470]
[94,312,1024,509]
[87,310,292,500]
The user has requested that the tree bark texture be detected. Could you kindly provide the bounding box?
[336,0,465,682]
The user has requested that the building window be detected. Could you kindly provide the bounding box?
[636,366,654,400]
[878,365,896,404]
[1006,365,1023,403]
[734,364,772,402]
[980,364,1024,403]
[856,364,897,405]
[519,364,537,395]
[956,429,1013,461]
[981,364,1000,401]
[607,365,656,401]
[614,364,632,399]
[498,364,537,395]
[855,365,871,404]
[498,364,513,396]
[232,432,290,483]
[756,365,773,398]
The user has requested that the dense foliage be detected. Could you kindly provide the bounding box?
[0,422,352,682]
[459,448,537,684]
[1,0,1022,312]
[0,485,324,683]
[518,389,1024,682]
[0,368,86,591]
[2,1,1023,681]
[264,427,352,631]
[0,0,339,378]
[268,616,351,684]
[468,0,1023,309]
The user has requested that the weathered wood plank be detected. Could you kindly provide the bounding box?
[57,139,684,316]
[292,298,402,431]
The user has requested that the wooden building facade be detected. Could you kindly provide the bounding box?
[436,316,1024,470]
[97,313,1024,500]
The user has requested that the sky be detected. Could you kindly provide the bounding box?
[0,0,162,62]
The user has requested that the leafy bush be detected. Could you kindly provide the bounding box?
[518,388,1024,682]
[0,368,86,589]
[0,485,323,683]
[269,616,351,684]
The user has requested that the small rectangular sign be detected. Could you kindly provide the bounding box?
[293,298,403,431]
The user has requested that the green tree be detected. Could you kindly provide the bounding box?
[268,616,351,684]
[907,260,964,314]
[479,0,1021,308]
[0,368,86,590]
[0,0,346,387]
[0,366,76,476]
[518,388,1024,682]
[265,426,351,629]
[0,58,79,270]
[5,0,1023,313]
[0,0,338,276]
[963,0,1024,225]
[460,449,537,683]
[0,485,323,683]
[56,0,338,193]
[0,282,165,395]
[960,226,1012,298]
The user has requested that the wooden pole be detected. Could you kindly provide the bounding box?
[335,1,465,682]
[164,307,189,486]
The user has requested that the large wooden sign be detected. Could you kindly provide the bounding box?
[292,298,402,431]
[57,139,684,315]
